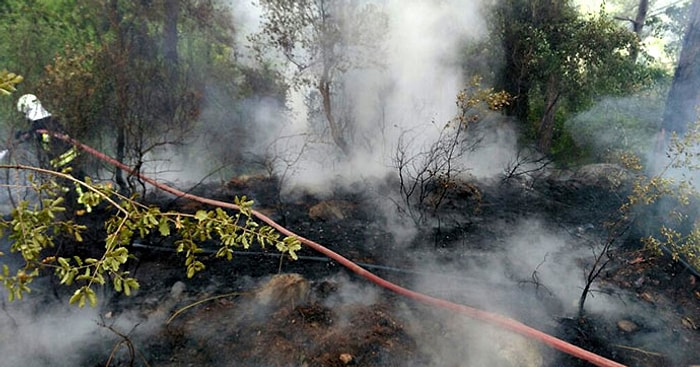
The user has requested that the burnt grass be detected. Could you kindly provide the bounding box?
[8,170,700,367]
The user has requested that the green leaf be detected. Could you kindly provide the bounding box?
[158,219,171,236]
[194,210,209,221]
[112,247,129,264]
[69,288,83,307]
[86,288,97,307]
[114,277,123,292]
[60,270,75,285]
[125,278,139,293]
[93,272,105,285]
[287,239,302,260]
[147,212,159,226]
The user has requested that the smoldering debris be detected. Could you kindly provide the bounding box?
[0,296,107,367]
[400,307,546,367]
[254,273,310,308]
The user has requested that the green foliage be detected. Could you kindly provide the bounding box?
[0,0,256,190]
[621,122,700,271]
[0,175,85,302]
[0,0,98,90]
[38,43,101,139]
[0,168,301,307]
[491,0,657,155]
[0,0,347,177]
[525,89,584,162]
[0,70,23,96]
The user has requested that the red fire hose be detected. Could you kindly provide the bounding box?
[48,131,626,367]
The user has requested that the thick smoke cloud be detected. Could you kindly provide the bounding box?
[244,0,517,197]
[138,0,519,192]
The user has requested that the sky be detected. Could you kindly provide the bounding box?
[576,0,690,14]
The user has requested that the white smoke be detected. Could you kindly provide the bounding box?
[0,294,105,366]
[248,0,515,198]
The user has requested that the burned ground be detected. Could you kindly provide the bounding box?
[1,166,699,367]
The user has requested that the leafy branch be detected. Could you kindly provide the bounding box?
[619,122,700,271]
[0,165,301,307]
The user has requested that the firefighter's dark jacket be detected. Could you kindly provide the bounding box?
[17,116,78,168]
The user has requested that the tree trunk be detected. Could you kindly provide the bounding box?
[162,0,179,125]
[662,0,700,135]
[115,126,127,191]
[538,75,561,153]
[629,0,649,61]
[496,0,533,122]
[633,0,649,37]
[318,77,350,156]
[108,0,129,193]
[163,0,179,67]
[497,0,561,123]
[500,38,531,122]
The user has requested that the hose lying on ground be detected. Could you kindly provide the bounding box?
[47,131,627,367]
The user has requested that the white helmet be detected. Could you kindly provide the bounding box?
[17,94,39,114]
[17,94,50,121]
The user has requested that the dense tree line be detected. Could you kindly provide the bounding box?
[0,0,285,192]
[2,0,697,169]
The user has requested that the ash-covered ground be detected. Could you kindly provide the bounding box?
[1,164,699,367]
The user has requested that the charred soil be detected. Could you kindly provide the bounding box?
[3,170,700,367]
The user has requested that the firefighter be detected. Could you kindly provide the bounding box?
[15,94,79,171]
